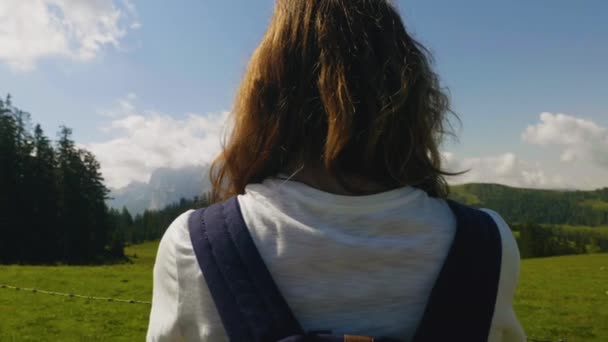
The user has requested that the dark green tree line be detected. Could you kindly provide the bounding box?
[109,194,210,247]
[516,223,608,258]
[0,95,122,264]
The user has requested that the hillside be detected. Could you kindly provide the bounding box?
[450,183,608,226]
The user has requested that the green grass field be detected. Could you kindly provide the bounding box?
[1,242,607,342]
[514,253,608,342]
[0,242,157,342]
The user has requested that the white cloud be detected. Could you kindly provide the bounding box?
[441,112,608,190]
[0,0,139,71]
[87,96,230,189]
[98,92,138,119]
[443,152,567,189]
[89,100,605,191]
[522,112,608,167]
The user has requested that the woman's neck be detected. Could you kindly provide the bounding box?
[281,163,392,196]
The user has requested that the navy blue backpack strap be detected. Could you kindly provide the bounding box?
[412,200,503,342]
[189,196,502,342]
[188,197,304,342]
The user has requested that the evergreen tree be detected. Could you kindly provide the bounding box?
[120,207,134,244]
[30,124,59,262]
[0,96,34,262]
[12,107,35,262]
[79,149,112,258]
[0,95,18,263]
[56,126,81,262]
[56,127,111,262]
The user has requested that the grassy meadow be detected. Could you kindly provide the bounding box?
[0,242,607,341]
[0,242,157,342]
[514,254,608,341]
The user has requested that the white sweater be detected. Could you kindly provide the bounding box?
[147,177,526,342]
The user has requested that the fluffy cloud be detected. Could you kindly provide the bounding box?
[0,0,139,71]
[89,98,604,191]
[441,112,608,189]
[87,95,230,189]
[443,152,566,189]
[522,112,608,167]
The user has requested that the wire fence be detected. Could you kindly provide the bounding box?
[1,283,568,341]
[0,283,151,305]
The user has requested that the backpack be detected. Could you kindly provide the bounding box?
[187,196,502,342]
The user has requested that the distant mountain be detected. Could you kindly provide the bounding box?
[108,165,211,215]
[450,183,608,226]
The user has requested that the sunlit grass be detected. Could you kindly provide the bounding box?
[0,242,157,342]
[515,254,608,342]
[1,241,606,341]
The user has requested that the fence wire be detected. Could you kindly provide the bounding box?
[0,283,151,305]
[1,283,568,341]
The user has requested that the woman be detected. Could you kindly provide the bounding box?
[148,1,525,341]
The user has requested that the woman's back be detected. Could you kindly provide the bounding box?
[147,177,524,341]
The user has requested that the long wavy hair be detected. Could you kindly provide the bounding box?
[210,0,459,202]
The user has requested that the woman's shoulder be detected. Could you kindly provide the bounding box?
[478,208,520,264]
[160,209,196,244]
[155,209,197,269]
[153,208,204,301]
[477,209,526,341]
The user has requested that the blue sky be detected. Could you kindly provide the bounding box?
[0,0,606,189]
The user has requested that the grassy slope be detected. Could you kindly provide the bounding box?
[1,242,607,341]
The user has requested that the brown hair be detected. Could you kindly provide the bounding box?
[210,0,458,201]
